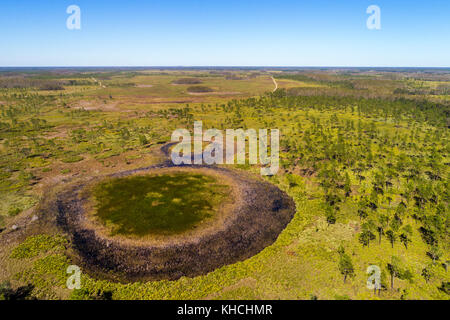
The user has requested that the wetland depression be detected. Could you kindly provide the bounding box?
[89,172,230,236]
[52,152,296,282]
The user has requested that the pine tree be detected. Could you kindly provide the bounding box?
[386,230,396,248]
[338,249,355,283]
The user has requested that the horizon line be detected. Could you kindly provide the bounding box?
[1,66,449,70]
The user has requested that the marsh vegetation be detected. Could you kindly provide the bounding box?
[91,172,229,236]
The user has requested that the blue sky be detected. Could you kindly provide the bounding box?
[1,0,449,67]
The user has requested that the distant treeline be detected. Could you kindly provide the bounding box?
[245,88,450,127]
[276,73,356,89]
[394,87,450,96]
[27,70,140,80]
[0,78,96,90]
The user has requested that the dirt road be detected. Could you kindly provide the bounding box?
[271,76,278,92]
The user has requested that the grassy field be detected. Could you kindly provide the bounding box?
[0,68,448,300]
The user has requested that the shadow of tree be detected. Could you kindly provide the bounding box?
[0,282,35,300]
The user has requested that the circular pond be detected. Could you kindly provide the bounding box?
[50,146,296,282]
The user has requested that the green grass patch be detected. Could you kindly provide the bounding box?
[10,235,67,259]
[61,154,84,163]
[14,254,70,299]
[0,192,37,217]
